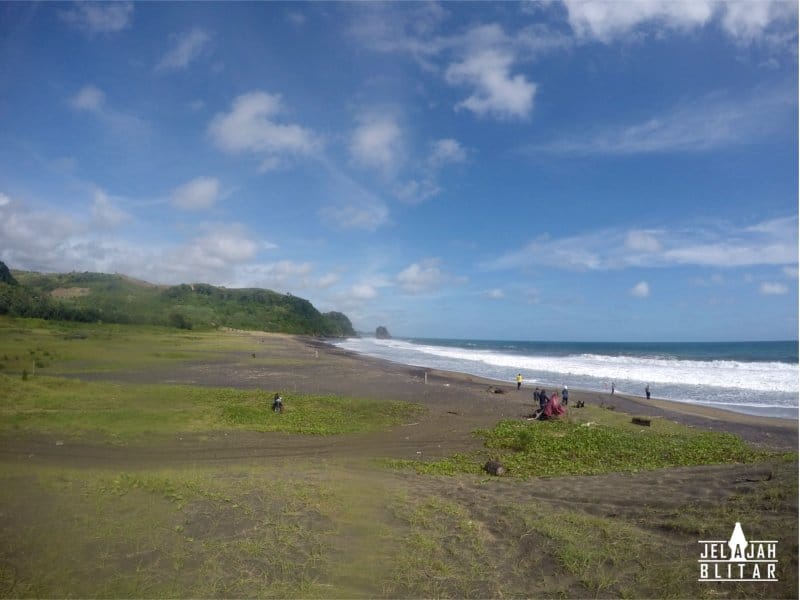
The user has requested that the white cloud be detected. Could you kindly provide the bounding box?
[429,138,467,167]
[760,282,788,295]
[60,1,134,34]
[0,193,11,207]
[180,226,259,268]
[349,116,404,173]
[783,266,799,279]
[394,178,440,205]
[70,85,105,112]
[156,28,211,71]
[91,188,130,227]
[396,258,465,294]
[171,176,221,211]
[68,85,148,136]
[563,0,796,45]
[350,283,379,300]
[319,200,389,231]
[630,281,650,298]
[625,230,662,253]
[564,0,714,42]
[446,48,536,120]
[208,91,319,163]
[316,273,340,289]
[483,216,798,272]
[486,288,505,300]
[0,198,89,273]
[233,260,317,290]
[530,88,793,156]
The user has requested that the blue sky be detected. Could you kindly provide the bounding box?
[0,1,797,341]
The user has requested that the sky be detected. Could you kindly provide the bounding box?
[0,1,798,342]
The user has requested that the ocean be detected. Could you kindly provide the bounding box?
[333,337,799,420]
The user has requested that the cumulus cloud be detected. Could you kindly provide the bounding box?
[396,258,465,294]
[446,48,536,120]
[349,116,404,173]
[91,188,130,227]
[483,216,798,272]
[350,283,379,300]
[564,0,714,42]
[208,91,319,165]
[60,1,134,34]
[171,176,221,211]
[156,28,211,71]
[70,85,105,112]
[630,281,651,298]
[429,138,467,167]
[563,0,796,45]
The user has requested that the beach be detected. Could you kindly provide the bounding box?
[1,330,797,598]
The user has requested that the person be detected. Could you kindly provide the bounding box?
[611,382,615,395]
[561,385,569,406]
[645,384,651,399]
[538,388,548,410]
[540,392,565,419]
[516,373,523,390]
[271,392,283,413]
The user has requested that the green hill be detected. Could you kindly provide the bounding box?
[0,262,355,337]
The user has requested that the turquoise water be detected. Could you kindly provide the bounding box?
[335,338,799,419]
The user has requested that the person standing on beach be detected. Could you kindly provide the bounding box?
[645,384,651,399]
[561,385,569,406]
[516,373,523,390]
[611,382,615,395]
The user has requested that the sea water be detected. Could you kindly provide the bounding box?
[333,337,799,420]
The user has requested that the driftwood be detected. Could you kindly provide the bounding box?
[487,386,505,394]
[631,417,651,426]
[484,460,506,476]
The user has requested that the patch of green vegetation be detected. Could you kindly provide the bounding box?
[382,494,498,598]
[1,264,355,336]
[0,465,341,598]
[0,374,425,440]
[390,406,782,478]
[0,317,265,375]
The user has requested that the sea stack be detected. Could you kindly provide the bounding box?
[375,326,391,339]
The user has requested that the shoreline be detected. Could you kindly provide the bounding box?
[308,337,798,450]
[322,336,799,423]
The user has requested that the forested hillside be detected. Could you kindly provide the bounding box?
[0,262,355,337]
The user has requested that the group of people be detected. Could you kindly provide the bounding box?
[530,385,567,420]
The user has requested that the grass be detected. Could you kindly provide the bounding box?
[387,405,788,477]
[0,374,424,440]
[0,464,343,598]
[1,459,795,599]
[0,317,262,376]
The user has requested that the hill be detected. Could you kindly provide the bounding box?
[0,261,355,337]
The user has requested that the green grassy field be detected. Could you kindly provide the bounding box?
[0,316,797,598]
[0,374,425,440]
[386,406,786,478]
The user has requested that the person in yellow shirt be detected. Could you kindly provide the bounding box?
[516,373,523,390]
